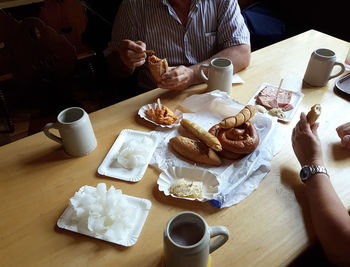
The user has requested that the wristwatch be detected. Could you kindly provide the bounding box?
[300,165,329,183]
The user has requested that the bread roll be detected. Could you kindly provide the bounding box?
[169,136,221,166]
[219,105,256,129]
[307,104,321,124]
[180,118,222,151]
[148,55,168,83]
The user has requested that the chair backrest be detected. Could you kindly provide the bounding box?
[39,0,88,54]
[0,10,77,86]
[0,10,18,77]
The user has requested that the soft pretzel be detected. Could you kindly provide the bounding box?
[209,122,259,158]
[217,122,259,154]
[169,136,222,166]
[209,124,245,160]
[180,118,222,151]
[219,105,256,129]
[306,104,321,125]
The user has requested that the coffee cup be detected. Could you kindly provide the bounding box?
[303,48,345,87]
[43,107,97,157]
[163,211,229,267]
[200,58,233,93]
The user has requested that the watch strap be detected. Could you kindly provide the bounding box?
[300,165,329,183]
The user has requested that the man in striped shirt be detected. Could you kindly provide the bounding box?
[104,0,251,93]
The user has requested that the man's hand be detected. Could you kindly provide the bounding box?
[158,66,195,91]
[292,112,324,166]
[118,40,147,72]
[336,122,350,149]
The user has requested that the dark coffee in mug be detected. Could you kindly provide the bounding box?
[169,222,204,246]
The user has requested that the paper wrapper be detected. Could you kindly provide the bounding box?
[148,58,168,83]
[149,90,284,208]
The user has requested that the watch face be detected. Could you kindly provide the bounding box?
[300,167,311,179]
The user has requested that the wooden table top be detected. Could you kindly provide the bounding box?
[1,30,349,267]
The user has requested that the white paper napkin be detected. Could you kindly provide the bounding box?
[149,90,283,207]
[232,73,244,84]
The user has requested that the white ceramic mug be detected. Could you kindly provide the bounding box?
[43,107,97,157]
[200,58,233,93]
[164,211,229,267]
[303,48,345,87]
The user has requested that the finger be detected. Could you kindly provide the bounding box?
[336,126,344,138]
[135,40,147,51]
[310,122,319,135]
[133,59,146,67]
[120,40,144,53]
[291,126,297,142]
[341,135,350,147]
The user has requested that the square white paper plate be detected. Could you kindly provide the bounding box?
[98,129,158,182]
[57,186,152,247]
[248,83,304,122]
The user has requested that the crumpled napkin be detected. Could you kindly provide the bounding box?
[149,90,283,207]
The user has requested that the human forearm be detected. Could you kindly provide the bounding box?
[305,174,350,265]
[189,44,251,85]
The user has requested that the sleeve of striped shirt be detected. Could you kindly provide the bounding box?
[103,0,139,57]
[216,0,250,49]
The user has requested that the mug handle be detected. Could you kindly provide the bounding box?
[209,226,229,253]
[200,63,210,82]
[329,62,345,80]
[43,122,62,144]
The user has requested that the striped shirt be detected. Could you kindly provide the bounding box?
[104,0,250,89]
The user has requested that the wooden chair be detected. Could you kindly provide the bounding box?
[0,9,78,134]
[0,10,18,132]
[39,0,96,61]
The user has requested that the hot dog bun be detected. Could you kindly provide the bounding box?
[169,136,222,166]
[180,118,222,151]
[306,104,321,124]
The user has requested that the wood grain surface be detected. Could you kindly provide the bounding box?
[0,30,349,267]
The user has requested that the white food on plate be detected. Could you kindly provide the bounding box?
[64,183,139,243]
[268,107,286,119]
[255,104,267,114]
[169,178,203,199]
[116,136,154,169]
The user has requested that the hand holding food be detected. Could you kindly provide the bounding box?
[145,98,177,125]
[292,112,323,166]
[118,40,147,70]
[158,65,195,91]
[306,104,321,124]
[148,55,169,83]
[169,136,222,166]
[180,118,222,151]
[219,105,256,129]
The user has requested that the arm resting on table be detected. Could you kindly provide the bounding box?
[305,174,350,266]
